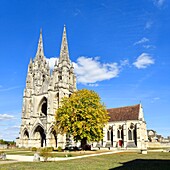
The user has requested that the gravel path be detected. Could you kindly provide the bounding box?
[1,150,123,164]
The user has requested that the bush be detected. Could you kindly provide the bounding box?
[47,147,54,152]
[40,147,53,162]
[31,147,37,152]
[57,146,62,152]
[65,153,72,157]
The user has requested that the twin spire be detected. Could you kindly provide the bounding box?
[36,29,44,58]
[59,25,70,63]
[35,26,70,63]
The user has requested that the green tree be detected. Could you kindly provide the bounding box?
[55,89,109,147]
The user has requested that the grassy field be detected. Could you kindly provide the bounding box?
[0,152,170,170]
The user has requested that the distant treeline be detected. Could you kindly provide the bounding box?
[0,139,16,145]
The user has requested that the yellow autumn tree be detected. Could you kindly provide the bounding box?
[55,89,109,147]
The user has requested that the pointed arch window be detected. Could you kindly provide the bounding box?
[128,130,132,140]
[107,131,110,140]
[117,130,121,138]
[39,97,48,116]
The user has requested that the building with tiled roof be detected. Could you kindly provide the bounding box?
[98,104,148,149]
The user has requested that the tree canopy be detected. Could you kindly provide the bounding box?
[55,89,109,145]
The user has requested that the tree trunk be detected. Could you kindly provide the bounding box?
[81,137,87,149]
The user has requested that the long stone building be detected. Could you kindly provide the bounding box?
[17,26,147,149]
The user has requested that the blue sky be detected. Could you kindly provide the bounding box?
[0,0,170,141]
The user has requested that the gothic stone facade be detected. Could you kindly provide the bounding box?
[17,27,147,149]
[17,26,76,148]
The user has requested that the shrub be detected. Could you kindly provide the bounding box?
[65,153,72,157]
[31,147,37,152]
[57,146,62,152]
[40,147,53,162]
[68,154,72,157]
[47,147,54,152]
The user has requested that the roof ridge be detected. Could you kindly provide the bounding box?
[107,104,140,110]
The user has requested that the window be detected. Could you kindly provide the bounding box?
[107,131,110,140]
[42,75,45,82]
[117,130,120,138]
[128,130,132,140]
[58,76,62,81]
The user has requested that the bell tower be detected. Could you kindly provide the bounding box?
[18,26,77,148]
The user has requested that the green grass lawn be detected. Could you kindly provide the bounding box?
[0,152,170,170]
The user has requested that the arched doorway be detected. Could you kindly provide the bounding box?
[33,125,46,147]
[23,129,29,138]
[48,128,58,148]
[22,129,29,147]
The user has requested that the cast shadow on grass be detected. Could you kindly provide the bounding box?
[109,159,170,170]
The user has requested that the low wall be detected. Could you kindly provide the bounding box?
[148,142,170,148]
[0,144,8,149]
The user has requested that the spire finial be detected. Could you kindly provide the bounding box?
[35,29,44,58]
[59,25,70,64]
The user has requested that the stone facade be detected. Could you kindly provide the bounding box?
[17,26,76,148]
[17,27,147,149]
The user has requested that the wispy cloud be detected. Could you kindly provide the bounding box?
[133,53,155,69]
[143,45,156,49]
[151,97,160,103]
[0,86,21,92]
[145,21,153,29]
[73,8,81,16]
[153,0,165,7]
[134,37,149,45]
[0,114,15,120]
[87,83,99,87]
[5,125,20,131]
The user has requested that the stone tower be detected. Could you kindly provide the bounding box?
[17,26,76,148]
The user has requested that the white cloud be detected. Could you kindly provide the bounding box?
[0,114,15,120]
[153,0,165,7]
[73,57,120,84]
[46,56,129,85]
[134,37,149,45]
[46,57,58,70]
[133,53,155,69]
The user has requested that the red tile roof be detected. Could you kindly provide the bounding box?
[107,104,140,122]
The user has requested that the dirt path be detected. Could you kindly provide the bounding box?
[1,150,123,164]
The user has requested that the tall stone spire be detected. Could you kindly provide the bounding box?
[59,25,70,63]
[36,29,44,58]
